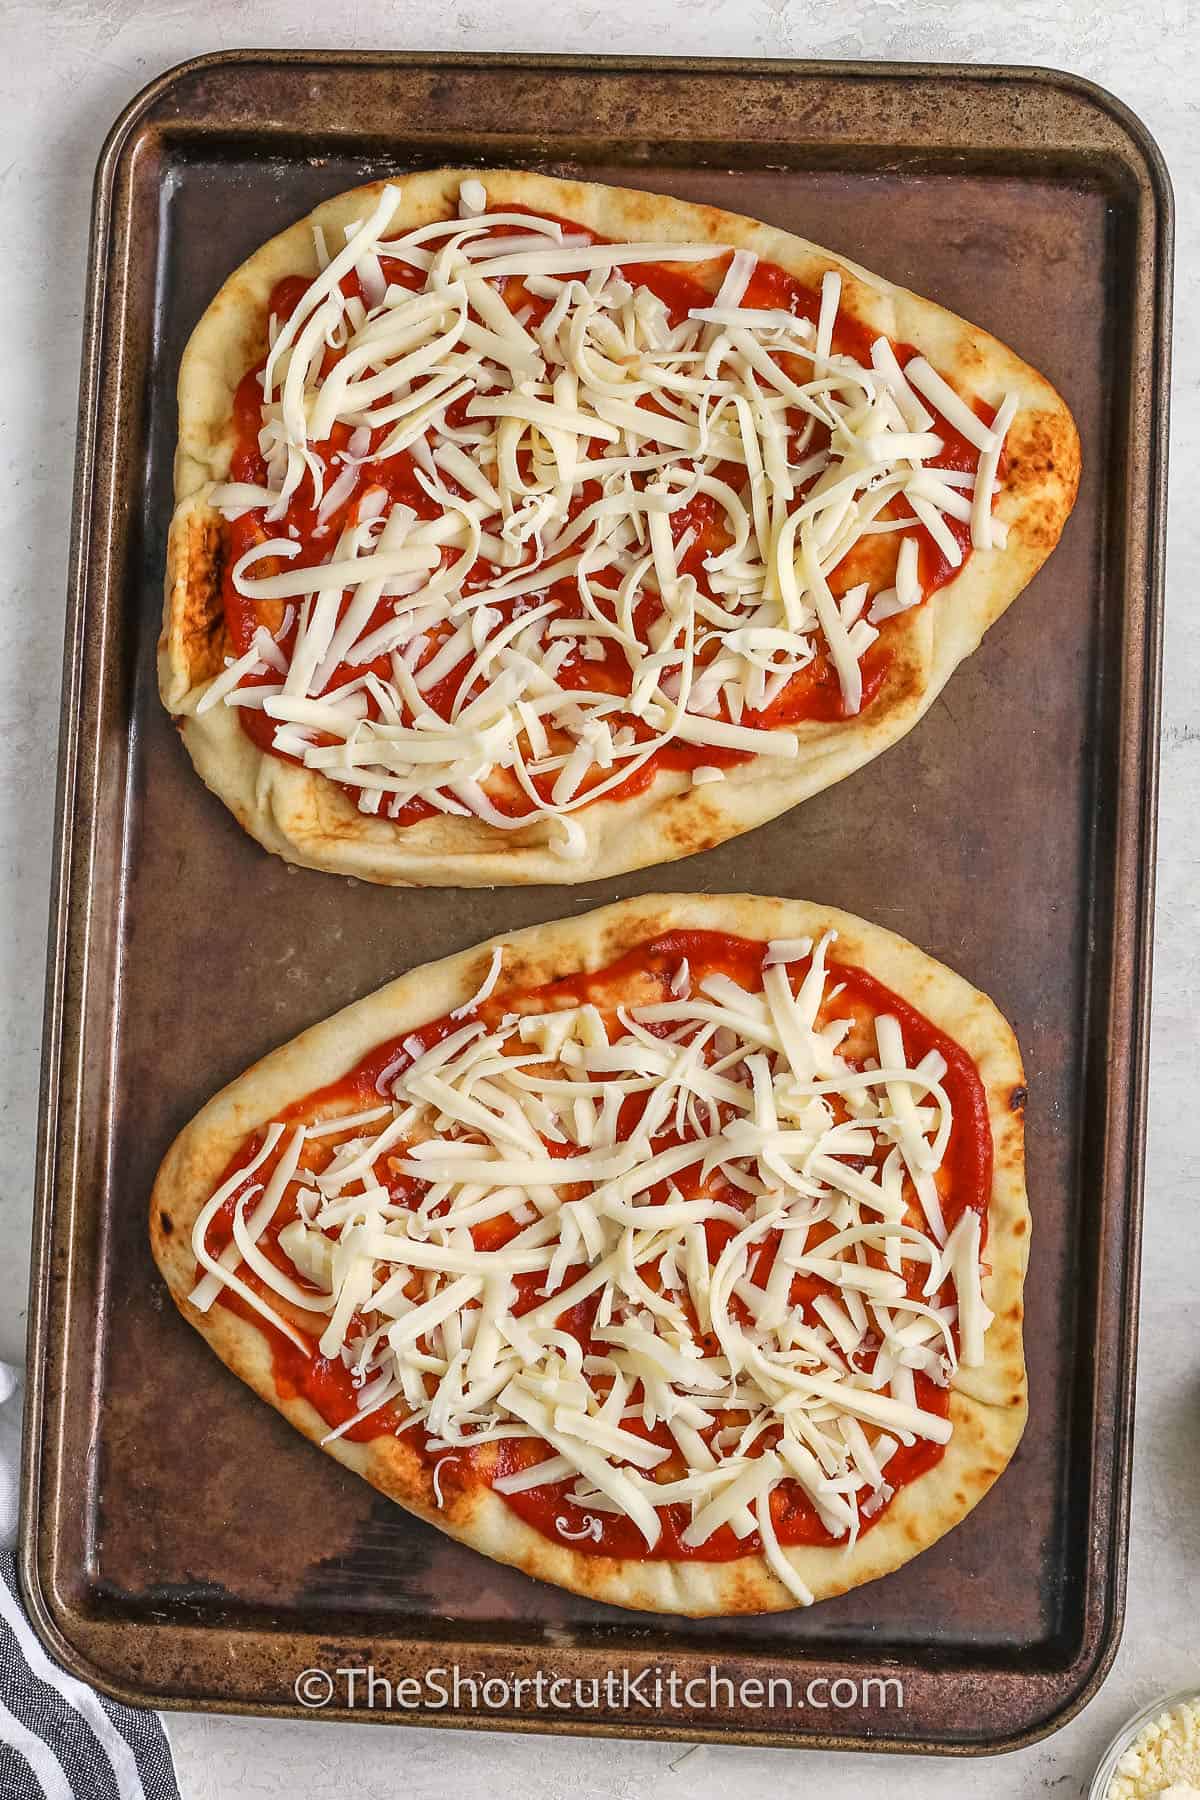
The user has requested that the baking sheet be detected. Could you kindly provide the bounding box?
[21,53,1170,1752]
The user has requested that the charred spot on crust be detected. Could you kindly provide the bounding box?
[194,515,226,604]
[1009,1084,1027,1112]
[667,804,722,855]
[159,1210,174,1237]
[875,639,925,713]
[1006,413,1078,509]
[179,513,230,681]
[724,1568,771,1611]
[495,951,536,991]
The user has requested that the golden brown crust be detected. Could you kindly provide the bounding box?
[160,169,1080,887]
[150,893,1029,1615]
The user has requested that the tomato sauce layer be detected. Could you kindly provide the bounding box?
[201,929,993,1561]
[221,208,1000,826]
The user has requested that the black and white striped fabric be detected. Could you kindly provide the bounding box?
[0,1366,180,1799]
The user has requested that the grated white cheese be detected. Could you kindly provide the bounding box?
[1106,1700,1200,1800]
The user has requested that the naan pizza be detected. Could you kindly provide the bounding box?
[151,895,1029,1614]
[160,170,1079,884]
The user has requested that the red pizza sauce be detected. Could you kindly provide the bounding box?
[220,207,1003,825]
[200,929,993,1560]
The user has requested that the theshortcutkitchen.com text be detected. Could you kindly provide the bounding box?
[292,1663,904,1714]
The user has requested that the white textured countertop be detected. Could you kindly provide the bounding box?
[1,3,1194,1795]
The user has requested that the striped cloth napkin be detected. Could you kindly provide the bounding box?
[0,1364,181,1798]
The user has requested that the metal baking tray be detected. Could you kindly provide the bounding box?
[22,52,1170,1753]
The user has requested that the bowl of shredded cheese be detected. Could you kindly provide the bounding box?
[1091,1690,1200,1800]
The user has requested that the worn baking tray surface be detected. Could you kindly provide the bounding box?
[23,54,1169,1752]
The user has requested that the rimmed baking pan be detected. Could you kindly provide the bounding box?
[21,52,1170,1752]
